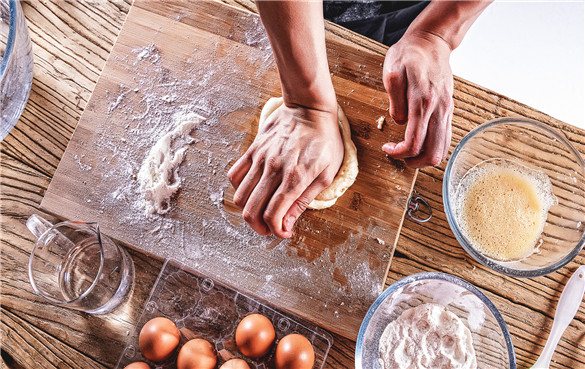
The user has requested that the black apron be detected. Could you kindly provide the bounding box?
[324,1,430,46]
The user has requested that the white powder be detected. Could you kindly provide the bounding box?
[137,111,205,215]
[379,304,477,369]
[87,8,388,322]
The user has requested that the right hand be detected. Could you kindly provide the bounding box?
[228,102,344,238]
[381,31,454,168]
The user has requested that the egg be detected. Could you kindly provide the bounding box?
[138,317,180,362]
[124,363,150,369]
[219,358,251,369]
[274,334,315,369]
[235,314,275,358]
[177,338,217,369]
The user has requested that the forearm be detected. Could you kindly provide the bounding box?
[256,1,336,112]
[405,0,492,51]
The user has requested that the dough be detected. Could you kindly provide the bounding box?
[258,97,358,210]
[138,111,205,215]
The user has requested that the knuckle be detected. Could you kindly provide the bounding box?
[320,174,334,188]
[242,209,257,224]
[386,71,402,85]
[390,109,406,123]
[294,198,309,212]
[262,209,277,227]
[233,194,245,208]
[420,95,434,112]
[429,153,443,167]
[284,168,302,187]
[440,96,453,111]
[265,157,282,172]
[406,138,424,157]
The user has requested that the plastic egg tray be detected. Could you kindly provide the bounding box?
[115,259,333,369]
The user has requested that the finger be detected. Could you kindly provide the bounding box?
[382,96,430,159]
[281,172,334,237]
[232,161,263,209]
[384,69,408,124]
[262,168,322,238]
[443,109,454,160]
[242,169,283,236]
[227,152,253,190]
[404,110,447,168]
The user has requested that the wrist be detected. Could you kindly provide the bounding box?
[404,0,492,51]
[281,75,337,114]
[400,29,454,55]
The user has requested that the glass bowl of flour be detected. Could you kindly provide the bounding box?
[444,117,585,277]
[355,272,516,369]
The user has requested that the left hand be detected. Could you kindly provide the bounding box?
[382,31,455,168]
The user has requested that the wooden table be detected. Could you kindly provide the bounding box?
[1,1,584,368]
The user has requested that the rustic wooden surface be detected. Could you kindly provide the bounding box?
[39,0,417,341]
[1,1,584,368]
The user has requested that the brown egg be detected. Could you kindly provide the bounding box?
[177,338,217,369]
[124,363,151,369]
[235,314,275,358]
[219,358,251,369]
[274,334,315,369]
[138,317,180,362]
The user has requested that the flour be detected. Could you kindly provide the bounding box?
[137,111,205,215]
[87,8,386,323]
[379,304,477,369]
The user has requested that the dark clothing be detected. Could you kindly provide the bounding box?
[324,1,430,46]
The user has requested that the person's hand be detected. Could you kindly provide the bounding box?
[382,31,455,168]
[228,103,343,238]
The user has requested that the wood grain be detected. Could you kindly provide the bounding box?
[1,0,584,368]
[39,0,416,341]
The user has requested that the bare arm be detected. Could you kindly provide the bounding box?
[256,1,336,111]
[383,0,492,167]
[228,1,342,238]
[409,0,492,50]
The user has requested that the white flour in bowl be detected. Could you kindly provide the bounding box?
[379,303,477,369]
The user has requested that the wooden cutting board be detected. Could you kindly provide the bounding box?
[41,0,417,340]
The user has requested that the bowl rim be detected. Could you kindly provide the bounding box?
[443,117,585,278]
[0,0,17,79]
[355,272,517,369]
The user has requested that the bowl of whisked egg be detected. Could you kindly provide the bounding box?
[443,117,585,277]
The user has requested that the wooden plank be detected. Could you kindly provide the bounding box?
[40,0,417,340]
[2,0,584,368]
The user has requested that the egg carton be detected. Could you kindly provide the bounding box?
[115,259,333,369]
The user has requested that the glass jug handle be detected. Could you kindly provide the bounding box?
[26,214,54,240]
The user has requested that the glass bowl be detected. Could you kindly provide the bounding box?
[355,272,516,369]
[444,117,585,277]
[1,0,33,141]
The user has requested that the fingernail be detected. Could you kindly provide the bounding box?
[382,143,394,153]
[284,215,295,231]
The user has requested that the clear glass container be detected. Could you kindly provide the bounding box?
[444,117,585,277]
[1,0,33,141]
[27,214,135,314]
[356,272,516,369]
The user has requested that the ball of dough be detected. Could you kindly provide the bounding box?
[258,97,358,209]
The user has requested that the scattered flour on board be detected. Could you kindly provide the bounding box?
[137,111,206,215]
[84,12,384,316]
